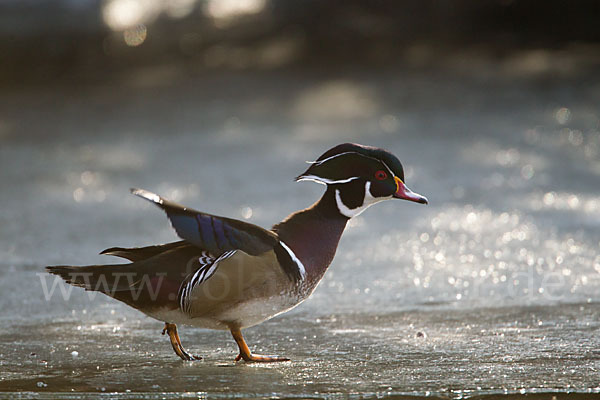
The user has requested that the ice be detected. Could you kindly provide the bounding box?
[1,67,599,398]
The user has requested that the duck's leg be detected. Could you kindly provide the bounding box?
[230,328,290,362]
[162,323,202,361]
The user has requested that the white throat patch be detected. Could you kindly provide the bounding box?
[335,181,391,218]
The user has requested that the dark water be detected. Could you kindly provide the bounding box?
[1,61,599,398]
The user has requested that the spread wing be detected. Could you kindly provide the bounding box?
[131,188,278,257]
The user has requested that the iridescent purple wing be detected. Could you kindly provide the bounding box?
[131,188,277,257]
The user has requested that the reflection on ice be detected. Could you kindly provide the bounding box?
[360,206,599,307]
[531,191,600,214]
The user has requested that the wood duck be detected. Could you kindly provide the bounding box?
[47,143,427,362]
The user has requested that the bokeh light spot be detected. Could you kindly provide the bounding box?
[123,24,147,47]
[204,0,266,25]
[241,206,253,219]
[555,107,571,125]
[521,164,534,180]
[103,0,147,30]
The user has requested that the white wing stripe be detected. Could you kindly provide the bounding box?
[279,240,306,280]
[180,250,237,313]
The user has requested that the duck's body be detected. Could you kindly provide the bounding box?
[142,248,302,330]
[47,143,427,362]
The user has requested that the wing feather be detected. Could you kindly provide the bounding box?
[131,188,278,257]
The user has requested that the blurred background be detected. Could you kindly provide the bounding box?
[1,0,600,398]
[2,0,600,85]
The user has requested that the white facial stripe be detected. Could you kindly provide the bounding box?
[310,151,385,168]
[309,151,357,166]
[279,240,306,280]
[297,175,360,185]
[379,160,395,179]
[335,182,392,218]
[335,189,356,218]
[297,176,327,186]
[305,151,397,183]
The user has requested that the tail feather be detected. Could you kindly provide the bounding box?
[46,264,135,293]
[100,241,187,262]
[46,242,200,311]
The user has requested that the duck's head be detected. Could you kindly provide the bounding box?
[297,143,428,218]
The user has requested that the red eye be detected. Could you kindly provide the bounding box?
[375,170,387,180]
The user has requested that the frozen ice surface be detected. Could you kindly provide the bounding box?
[0,68,599,398]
